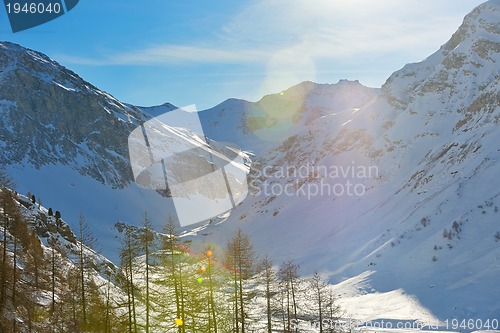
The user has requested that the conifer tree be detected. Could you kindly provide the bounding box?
[7,194,27,333]
[138,214,155,333]
[225,229,256,333]
[278,260,301,331]
[119,226,138,333]
[77,214,96,326]
[201,243,219,333]
[161,218,185,333]
[207,246,217,333]
[0,187,16,324]
[257,256,276,333]
[308,272,328,333]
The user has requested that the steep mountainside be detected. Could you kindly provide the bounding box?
[0,42,179,261]
[0,0,498,324]
[0,41,380,261]
[186,0,500,321]
[0,186,125,332]
[0,42,149,188]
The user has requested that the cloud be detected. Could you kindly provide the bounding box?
[59,0,480,68]
[114,45,271,65]
[58,45,271,66]
[220,0,481,94]
[222,0,476,59]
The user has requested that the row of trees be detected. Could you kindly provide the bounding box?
[116,216,342,333]
[0,170,343,333]
[116,217,234,333]
[0,171,125,332]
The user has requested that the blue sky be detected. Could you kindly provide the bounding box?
[0,0,484,110]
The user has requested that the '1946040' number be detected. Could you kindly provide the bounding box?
[5,2,61,14]
[445,319,499,330]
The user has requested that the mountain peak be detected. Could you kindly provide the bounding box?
[137,102,178,117]
[381,0,500,110]
[0,42,149,188]
[0,41,90,92]
[197,79,379,154]
[274,79,371,99]
[441,0,500,53]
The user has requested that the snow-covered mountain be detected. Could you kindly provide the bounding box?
[0,42,164,262]
[198,80,379,154]
[0,42,379,261]
[182,0,500,322]
[0,42,220,260]
[0,42,148,188]
[0,0,499,325]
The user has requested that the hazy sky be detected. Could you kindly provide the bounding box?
[0,0,485,109]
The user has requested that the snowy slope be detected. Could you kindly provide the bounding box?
[0,42,186,261]
[1,189,124,296]
[0,42,149,187]
[0,42,248,261]
[0,0,499,325]
[0,42,379,262]
[183,0,500,322]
